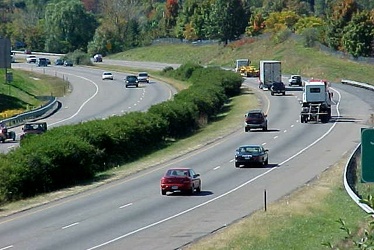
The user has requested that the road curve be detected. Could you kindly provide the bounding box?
[0,63,372,249]
[0,62,177,153]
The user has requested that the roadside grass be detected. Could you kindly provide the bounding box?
[184,158,368,250]
[0,69,68,116]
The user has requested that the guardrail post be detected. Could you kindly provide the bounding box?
[264,189,267,212]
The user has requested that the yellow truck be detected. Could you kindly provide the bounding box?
[235,59,259,77]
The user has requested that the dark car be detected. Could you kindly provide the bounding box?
[55,58,64,65]
[36,58,48,67]
[125,75,139,88]
[289,75,302,86]
[235,145,269,167]
[244,110,267,132]
[160,168,201,195]
[270,81,286,96]
[20,122,47,140]
[64,60,73,67]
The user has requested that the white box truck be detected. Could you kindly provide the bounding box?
[259,60,282,89]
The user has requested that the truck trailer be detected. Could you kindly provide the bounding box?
[300,79,332,123]
[259,60,282,89]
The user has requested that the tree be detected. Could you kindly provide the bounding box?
[164,0,179,36]
[342,10,374,57]
[44,0,97,53]
[324,0,360,50]
[206,0,248,45]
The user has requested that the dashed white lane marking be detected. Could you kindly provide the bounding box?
[284,130,287,133]
[273,136,278,139]
[213,166,220,170]
[62,222,79,230]
[119,203,133,209]
[0,245,13,250]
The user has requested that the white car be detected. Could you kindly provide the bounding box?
[102,72,113,80]
[288,75,302,86]
[137,72,149,83]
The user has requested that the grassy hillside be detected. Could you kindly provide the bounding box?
[0,69,68,118]
[110,35,374,85]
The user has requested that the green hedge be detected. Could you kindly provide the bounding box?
[0,64,243,203]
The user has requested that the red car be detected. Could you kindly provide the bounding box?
[160,168,201,195]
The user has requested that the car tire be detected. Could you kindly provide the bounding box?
[188,185,194,195]
[264,158,268,165]
[245,127,249,132]
[161,190,166,195]
[235,162,240,168]
[263,126,267,131]
[196,183,201,193]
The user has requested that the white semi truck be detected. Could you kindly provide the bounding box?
[300,79,333,123]
[259,60,282,89]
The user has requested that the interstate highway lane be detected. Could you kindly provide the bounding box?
[0,70,372,249]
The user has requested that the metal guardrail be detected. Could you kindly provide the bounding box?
[341,79,374,214]
[1,97,58,128]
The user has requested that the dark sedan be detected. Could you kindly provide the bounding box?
[160,168,201,195]
[235,145,269,167]
[125,75,139,88]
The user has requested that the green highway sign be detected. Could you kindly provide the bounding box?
[362,128,374,182]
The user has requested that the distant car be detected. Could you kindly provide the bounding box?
[235,145,269,167]
[36,58,48,67]
[26,55,36,63]
[64,60,73,67]
[125,75,139,88]
[102,72,114,80]
[24,49,31,54]
[270,81,286,95]
[137,72,149,83]
[20,122,47,140]
[289,75,302,86]
[55,58,64,65]
[160,168,201,195]
[93,54,103,62]
[244,110,267,132]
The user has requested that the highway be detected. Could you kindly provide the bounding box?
[0,61,373,250]
[0,62,177,153]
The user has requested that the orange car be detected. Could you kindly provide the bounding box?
[160,168,201,195]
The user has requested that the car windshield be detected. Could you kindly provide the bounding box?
[240,146,261,153]
[248,113,262,118]
[127,76,137,81]
[166,169,190,177]
[104,72,111,75]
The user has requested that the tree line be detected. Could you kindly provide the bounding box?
[0,0,373,58]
